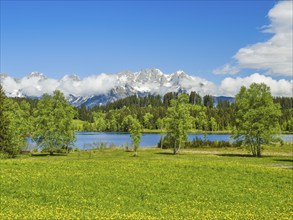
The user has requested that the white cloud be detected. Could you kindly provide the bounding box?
[213,64,240,75]
[219,73,293,97]
[60,73,118,97]
[1,76,20,96]
[180,75,218,95]
[214,1,293,77]
[1,71,291,99]
[0,73,118,97]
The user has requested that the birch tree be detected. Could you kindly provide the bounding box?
[234,83,282,157]
[165,94,193,154]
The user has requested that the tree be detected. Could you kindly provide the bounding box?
[189,91,202,105]
[209,117,218,131]
[0,85,31,156]
[5,99,32,152]
[143,112,154,129]
[93,111,107,131]
[156,117,166,149]
[203,95,214,108]
[123,115,142,156]
[191,105,208,131]
[129,117,142,156]
[165,94,193,154]
[108,110,119,132]
[0,85,14,156]
[32,90,76,155]
[234,83,282,157]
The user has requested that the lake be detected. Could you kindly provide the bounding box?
[26,132,292,150]
[74,132,292,149]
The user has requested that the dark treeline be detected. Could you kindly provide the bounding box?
[75,92,293,132]
[10,92,293,132]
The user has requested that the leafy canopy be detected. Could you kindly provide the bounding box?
[32,90,76,154]
[234,83,282,157]
[165,94,193,154]
[0,85,32,157]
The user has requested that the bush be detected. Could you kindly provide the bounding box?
[158,136,242,149]
[157,134,176,149]
[0,152,10,159]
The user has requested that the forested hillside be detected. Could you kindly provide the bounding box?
[12,91,292,133]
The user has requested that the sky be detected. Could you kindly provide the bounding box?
[0,0,292,97]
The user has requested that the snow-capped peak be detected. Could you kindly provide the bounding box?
[26,72,47,80]
[1,68,215,107]
[0,73,8,81]
[174,70,187,76]
[61,74,81,82]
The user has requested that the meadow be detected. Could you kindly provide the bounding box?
[0,147,292,219]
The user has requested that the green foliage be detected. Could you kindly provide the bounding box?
[159,136,241,149]
[72,119,84,131]
[72,90,291,133]
[165,94,193,154]
[124,115,142,156]
[0,85,14,156]
[5,99,32,152]
[0,149,292,219]
[192,105,208,130]
[209,117,218,131]
[32,90,76,155]
[143,112,154,129]
[234,83,282,157]
[189,91,202,105]
[93,112,107,131]
[156,117,167,149]
[0,85,32,156]
[203,95,214,108]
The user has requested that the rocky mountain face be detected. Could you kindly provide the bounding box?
[0,69,233,107]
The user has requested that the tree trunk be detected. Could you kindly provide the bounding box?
[177,141,182,154]
[173,140,177,154]
[250,144,256,157]
[257,143,261,157]
[160,134,163,149]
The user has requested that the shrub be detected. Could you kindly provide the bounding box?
[158,136,241,149]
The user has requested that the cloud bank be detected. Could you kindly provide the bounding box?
[59,74,118,97]
[0,72,118,97]
[0,70,292,98]
[214,1,293,76]
[219,73,292,97]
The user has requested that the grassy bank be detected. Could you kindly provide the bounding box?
[142,129,233,134]
[1,147,292,219]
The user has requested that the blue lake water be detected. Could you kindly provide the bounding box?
[74,132,292,149]
[27,132,292,150]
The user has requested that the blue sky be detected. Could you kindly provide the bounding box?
[1,1,279,82]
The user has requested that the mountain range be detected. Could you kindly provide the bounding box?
[0,69,233,107]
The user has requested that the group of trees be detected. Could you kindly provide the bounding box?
[0,86,31,156]
[0,86,76,157]
[234,84,282,157]
[32,91,76,155]
[0,83,291,157]
[162,83,283,156]
[77,92,292,133]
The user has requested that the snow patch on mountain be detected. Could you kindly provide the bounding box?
[1,68,292,107]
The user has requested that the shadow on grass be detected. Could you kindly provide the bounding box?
[155,152,182,155]
[31,153,68,157]
[274,159,293,163]
[216,153,271,158]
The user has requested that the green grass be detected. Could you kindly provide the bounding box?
[0,148,292,219]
